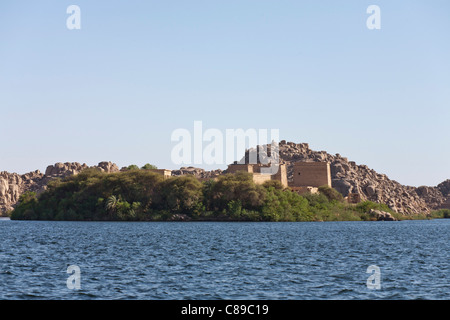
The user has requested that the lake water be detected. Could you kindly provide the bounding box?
[0,219,448,300]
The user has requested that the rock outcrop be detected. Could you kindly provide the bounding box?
[45,162,89,177]
[0,170,45,214]
[369,209,398,221]
[44,161,119,177]
[437,180,450,197]
[171,166,223,179]
[0,162,119,215]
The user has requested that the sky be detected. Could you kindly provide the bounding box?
[0,0,449,187]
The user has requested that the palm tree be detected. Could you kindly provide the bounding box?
[105,195,118,214]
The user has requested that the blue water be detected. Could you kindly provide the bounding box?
[0,219,448,300]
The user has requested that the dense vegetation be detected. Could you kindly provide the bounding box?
[9,169,439,222]
[430,209,450,219]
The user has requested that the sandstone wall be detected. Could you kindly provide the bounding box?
[272,164,288,188]
[291,162,331,188]
[252,173,273,185]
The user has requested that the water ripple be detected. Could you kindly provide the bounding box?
[0,219,449,299]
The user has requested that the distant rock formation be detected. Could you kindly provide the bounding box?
[0,162,119,214]
[171,167,223,179]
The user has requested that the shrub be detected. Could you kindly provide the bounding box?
[141,164,158,170]
[355,200,393,214]
[262,180,284,190]
[153,176,203,215]
[10,192,38,220]
[227,200,243,219]
[318,185,344,202]
[443,209,450,218]
[204,172,266,212]
[262,187,312,221]
[430,209,450,219]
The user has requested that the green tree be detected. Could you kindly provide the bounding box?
[10,192,38,220]
[262,187,312,221]
[154,176,203,215]
[205,172,266,212]
[141,163,158,170]
[262,180,284,190]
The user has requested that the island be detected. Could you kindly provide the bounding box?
[3,141,450,222]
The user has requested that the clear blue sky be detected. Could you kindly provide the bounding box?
[1,0,449,187]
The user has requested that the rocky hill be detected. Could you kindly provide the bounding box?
[250,141,448,215]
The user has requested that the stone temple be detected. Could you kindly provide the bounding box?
[226,160,332,195]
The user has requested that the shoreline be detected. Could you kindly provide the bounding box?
[7,216,446,223]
